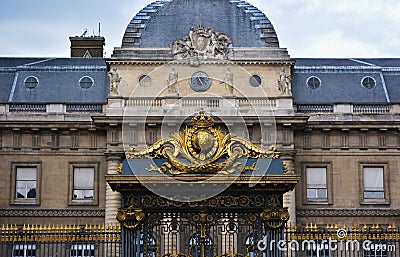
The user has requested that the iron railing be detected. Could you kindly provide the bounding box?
[0,224,121,257]
[66,104,103,113]
[353,104,391,114]
[9,104,46,113]
[297,104,334,114]
[1,223,399,257]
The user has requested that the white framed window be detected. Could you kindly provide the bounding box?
[70,244,95,257]
[360,163,389,204]
[24,76,39,89]
[306,76,321,89]
[11,163,41,205]
[79,76,94,89]
[306,241,331,257]
[13,244,36,257]
[363,167,384,199]
[73,167,94,200]
[16,167,37,199]
[361,76,376,89]
[363,242,389,257]
[69,163,98,206]
[306,168,327,200]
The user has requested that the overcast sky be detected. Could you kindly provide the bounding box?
[0,0,399,58]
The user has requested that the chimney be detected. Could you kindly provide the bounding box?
[69,36,105,58]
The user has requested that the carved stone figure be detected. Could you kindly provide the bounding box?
[278,68,291,95]
[221,66,234,94]
[107,68,122,96]
[167,66,178,94]
[170,25,232,61]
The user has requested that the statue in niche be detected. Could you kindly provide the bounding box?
[167,66,179,95]
[221,66,234,94]
[108,68,122,96]
[278,68,291,95]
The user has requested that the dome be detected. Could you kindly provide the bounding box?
[121,0,280,48]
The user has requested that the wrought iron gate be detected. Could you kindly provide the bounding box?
[117,194,290,257]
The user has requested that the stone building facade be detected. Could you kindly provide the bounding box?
[1,0,400,230]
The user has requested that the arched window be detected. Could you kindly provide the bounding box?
[139,75,151,87]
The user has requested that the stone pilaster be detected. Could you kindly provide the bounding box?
[281,151,297,225]
[105,153,123,224]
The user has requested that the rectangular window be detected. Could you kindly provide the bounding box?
[70,244,95,257]
[363,243,389,257]
[363,167,384,199]
[13,244,36,257]
[306,168,327,200]
[73,168,94,200]
[16,167,37,199]
[306,241,331,257]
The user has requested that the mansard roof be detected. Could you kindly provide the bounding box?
[0,58,108,104]
[121,0,279,48]
[292,58,400,104]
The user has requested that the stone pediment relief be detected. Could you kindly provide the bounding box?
[126,110,279,176]
[170,25,232,60]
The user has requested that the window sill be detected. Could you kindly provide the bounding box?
[303,200,332,205]
[10,200,40,206]
[69,200,98,206]
[361,199,390,205]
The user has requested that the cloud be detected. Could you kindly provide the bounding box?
[0,0,399,58]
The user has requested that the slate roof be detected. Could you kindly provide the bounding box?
[292,58,400,104]
[1,57,400,104]
[0,58,108,104]
[121,0,279,48]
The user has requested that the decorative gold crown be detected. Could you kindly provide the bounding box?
[191,109,214,128]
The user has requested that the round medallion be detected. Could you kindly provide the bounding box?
[190,71,211,91]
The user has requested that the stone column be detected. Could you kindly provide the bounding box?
[281,151,296,225]
[105,153,123,224]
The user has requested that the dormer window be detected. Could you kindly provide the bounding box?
[362,76,376,89]
[307,76,321,89]
[24,76,39,89]
[79,76,94,89]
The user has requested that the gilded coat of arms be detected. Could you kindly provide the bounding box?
[126,110,279,176]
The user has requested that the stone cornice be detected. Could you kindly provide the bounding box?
[0,209,105,217]
[297,209,400,217]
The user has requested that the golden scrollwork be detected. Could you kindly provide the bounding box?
[126,110,279,176]
[260,194,289,229]
[141,195,265,208]
[116,205,145,229]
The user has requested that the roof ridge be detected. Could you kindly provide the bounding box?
[348,58,376,67]
[22,58,57,66]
